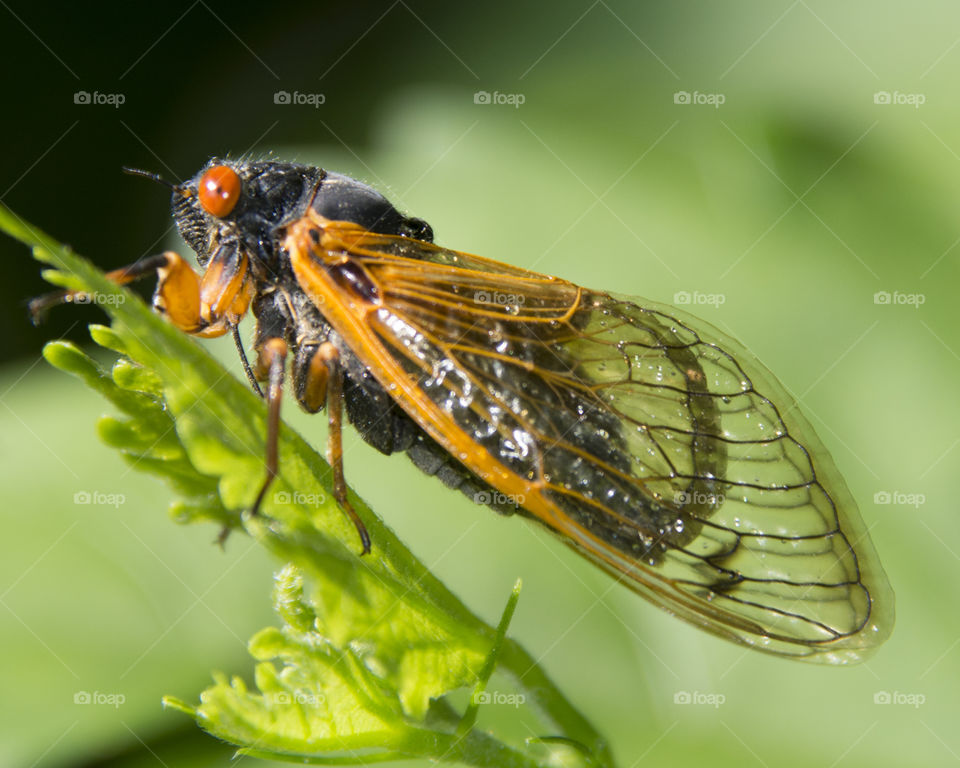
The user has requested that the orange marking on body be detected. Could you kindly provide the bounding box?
[200,251,248,322]
[156,252,202,332]
[301,346,330,413]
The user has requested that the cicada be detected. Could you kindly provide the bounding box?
[33,158,893,663]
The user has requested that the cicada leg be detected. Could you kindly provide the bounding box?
[30,250,253,339]
[249,338,371,555]
[249,337,289,521]
[317,341,372,555]
[29,253,168,322]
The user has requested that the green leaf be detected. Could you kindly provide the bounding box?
[1,202,615,768]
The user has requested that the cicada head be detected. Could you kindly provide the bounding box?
[171,158,433,271]
[171,158,319,268]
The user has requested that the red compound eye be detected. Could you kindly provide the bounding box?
[198,165,241,217]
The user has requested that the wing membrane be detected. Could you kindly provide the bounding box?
[287,217,893,662]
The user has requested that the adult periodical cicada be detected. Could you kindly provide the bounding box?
[33,158,893,663]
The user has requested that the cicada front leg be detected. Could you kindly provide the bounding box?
[30,248,254,338]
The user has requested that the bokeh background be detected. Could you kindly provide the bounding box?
[2,1,959,766]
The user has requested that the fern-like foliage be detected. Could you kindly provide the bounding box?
[0,204,614,768]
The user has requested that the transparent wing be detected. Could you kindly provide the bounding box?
[288,219,894,662]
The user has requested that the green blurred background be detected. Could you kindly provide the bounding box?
[2,1,959,766]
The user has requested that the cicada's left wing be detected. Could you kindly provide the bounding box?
[286,216,894,663]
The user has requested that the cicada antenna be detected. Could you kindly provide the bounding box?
[121,166,192,198]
